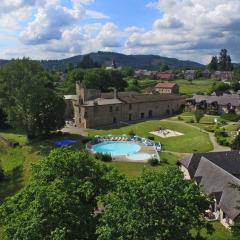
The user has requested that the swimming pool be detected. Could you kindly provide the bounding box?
[92,141,141,156]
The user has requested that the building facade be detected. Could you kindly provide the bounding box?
[154,82,179,94]
[65,82,185,128]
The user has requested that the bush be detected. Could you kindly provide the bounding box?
[204,125,216,132]
[147,136,155,141]
[186,119,195,123]
[148,157,160,166]
[128,130,136,136]
[0,162,4,181]
[221,113,240,122]
[215,128,228,137]
[216,137,230,146]
[81,137,94,144]
[178,116,183,121]
[95,153,112,162]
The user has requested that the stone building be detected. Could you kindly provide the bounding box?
[64,82,185,128]
[186,94,240,115]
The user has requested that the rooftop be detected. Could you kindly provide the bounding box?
[155,82,177,89]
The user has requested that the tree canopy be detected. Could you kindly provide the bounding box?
[208,49,233,72]
[97,168,212,240]
[0,149,124,240]
[160,64,170,72]
[0,59,65,138]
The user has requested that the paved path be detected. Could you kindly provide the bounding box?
[61,126,88,136]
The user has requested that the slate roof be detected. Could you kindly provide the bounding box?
[101,91,137,99]
[194,157,240,220]
[83,98,122,106]
[192,95,240,107]
[118,93,184,104]
[179,151,240,179]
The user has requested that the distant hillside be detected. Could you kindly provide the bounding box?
[0,52,205,70]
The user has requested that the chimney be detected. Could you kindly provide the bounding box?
[113,88,118,99]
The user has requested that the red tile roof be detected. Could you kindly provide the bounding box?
[155,82,177,89]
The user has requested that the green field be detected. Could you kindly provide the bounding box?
[173,79,221,96]
[0,123,234,239]
[88,119,213,153]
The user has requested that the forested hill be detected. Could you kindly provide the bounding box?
[0,52,204,70]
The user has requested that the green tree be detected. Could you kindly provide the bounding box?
[0,59,65,139]
[160,64,170,72]
[0,107,8,129]
[122,66,134,77]
[97,168,212,240]
[64,68,85,94]
[208,56,218,71]
[79,55,99,69]
[0,149,124,240]
[218,49,233,71]
[194,110,204,123]
[108,70,128,91]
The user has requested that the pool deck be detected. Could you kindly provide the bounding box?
[111,142,157,163]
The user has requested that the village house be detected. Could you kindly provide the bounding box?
[64,82,185,128]
[134,69,153,79]
[154,82,179,94]
[186,94,240,115]
[178,151,240,228]
[211,71,233,82]
[202,69,211,79]
[184,70,197,80]
[156,71,175,81]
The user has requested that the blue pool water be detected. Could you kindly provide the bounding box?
[55,139,77,147]
[92,142,141,156]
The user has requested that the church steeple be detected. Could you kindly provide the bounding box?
[111,58,117,69]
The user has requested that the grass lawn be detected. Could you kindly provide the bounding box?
[0,130,234,240]
[173,79,221,96]
[88,119,213,153]
[106,151,181,178]
[202,222,233,240]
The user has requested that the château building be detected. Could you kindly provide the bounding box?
[64,82,185,128]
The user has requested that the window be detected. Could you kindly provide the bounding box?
[129,114,132,121]
[113,117,117,124]
[116,106,119,111]
[84,111,88,118]
[141,113,145,119]
[109,106,113,112]
[129,104,132,110]
[148,110,153,118]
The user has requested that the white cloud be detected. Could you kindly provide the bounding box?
[1,0,240,63]
[125,0,240,63]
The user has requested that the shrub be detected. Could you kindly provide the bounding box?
[148,157,160,166]
[147,136,155,141]
[128,130,136,136]
[204,125,216,132]
[178,116,183,121]
[0,162,4,181]
[215,128,228,137]
[81,137,94,144]
[216,137,230,146]
[194,110,204,123]
[186,119,195,123]
[221,113,240,122]
[95,153,112,162]
[232,134,240,150]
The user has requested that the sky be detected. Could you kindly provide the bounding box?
[0,0,240,64]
